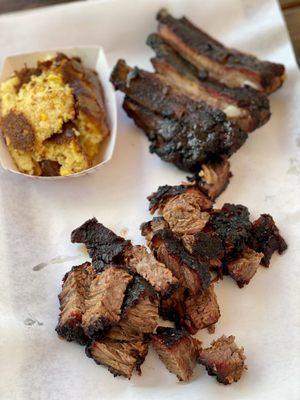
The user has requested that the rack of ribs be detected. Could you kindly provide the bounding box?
[147,33,271,132]
[111,59,247,173]
[157,9,285,93]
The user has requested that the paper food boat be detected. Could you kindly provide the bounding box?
[0,46,117,179]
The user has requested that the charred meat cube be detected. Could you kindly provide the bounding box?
[123,95,247,173]
[208,203,252,256]
[86,339,148,379]
[56,262,96,345]
[142,223,211,294]
[248,214,287,267]
[184,231,224,264]
[157,9,285,93]
[183,285,220,334]
[109,275,159,339]
[71,218,131,270]
[198,335,246,384]
[156,186,212,235]
[148,184,212,215]
[226,247,263,287]
[82,265,133,339]
[124,245,178,297]
[152,327,200,381]
[194,157,232,200]
[147,33,270,132]
[159,287,186,326]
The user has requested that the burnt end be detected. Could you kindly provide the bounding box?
[159,287,186,326]
[198,335,246,385]
[191,157,232,200]
[183,286,220,334]
[208,203,252,255]
[55,318,88,345]
[154,326,187,348]
[122,275,158,313]
[1,110,35,152]
[248,214,287,266]
[226,247,263,287]
[71,218,131,270]
[56,262,96,345]
[152,326,200,381]
[39,160,61,176]
[85,317,112,340]
[154,228,211,290]
[191,231,224,261]
[148,184,190,213]
[86,339,149,379]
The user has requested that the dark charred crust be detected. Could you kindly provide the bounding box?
[191,231,224,261]
[157,9,284,92]
[148,184,192,213]
[153,228,211,289]
[192,157,232,200]
[123,95,247,172]
[71,218,131,270]
[147,33,270,132]
[208,203,252,255]
[1,110,35,151]
[248,214,287,266]
[154,326,187,348]
[14,66,42,92]
[55,321,88,346]
[85,317,113,340]
[39,160,61,176]
[122,275,158,313]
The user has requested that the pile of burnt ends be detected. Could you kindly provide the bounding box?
[56,184,286,383]
[110,9,285,198]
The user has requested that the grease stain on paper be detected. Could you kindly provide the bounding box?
[24,318,43,326]
[32,254,83,271]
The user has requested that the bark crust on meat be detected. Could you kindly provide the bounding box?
[152,326,200,381]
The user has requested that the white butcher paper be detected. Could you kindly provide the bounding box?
[0,0,299,399]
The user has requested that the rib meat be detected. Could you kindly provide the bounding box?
[123,95,247,172]
[147,33,270,132]
[157,9,285,93]
[198,335,247,384]
[152,327,200,381]
[248,214,287,267]
[56,262,96,345]
[86,339,148,379]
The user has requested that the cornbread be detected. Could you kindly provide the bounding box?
[0,53,109,176]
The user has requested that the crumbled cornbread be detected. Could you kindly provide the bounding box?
[0,53,109,176]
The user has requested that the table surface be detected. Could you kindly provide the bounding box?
[0,0,299,64]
